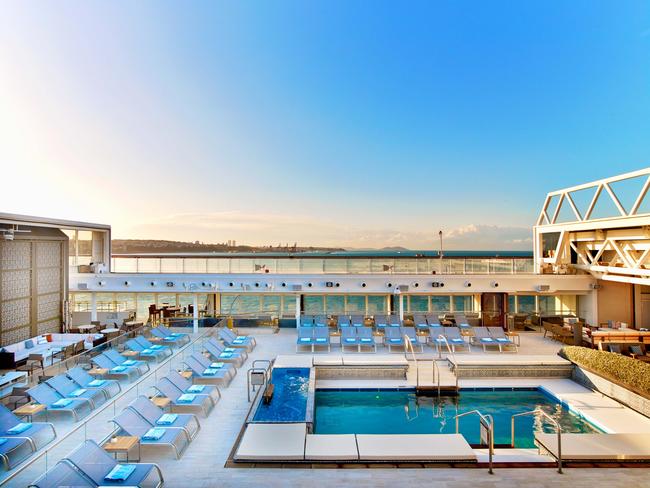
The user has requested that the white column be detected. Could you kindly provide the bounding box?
[295,294,301,328]
[193,294,199,334]
[90,292,98,322]
[399,293,404,323]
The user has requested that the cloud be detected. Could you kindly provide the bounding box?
[118,212,532,250]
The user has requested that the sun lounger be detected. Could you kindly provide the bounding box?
[388,315,401,328]
[384,327,405,353]
[337,315,351,328]
[471,327,501,352]
[104,349,150,375]
[312,326,331,352]
[63,439,164,487]
[442,327,470,352]
[296,327,316,353]
[454,314,471,328]
[357,327,376,353]
[402,327,423,352]
[426,314,441,326]
[412,314,428,331]
[111,408,190,459]
[208,336,248,361]
[29,458,94,487]
[129,395,200,440]
[134,336,173,358]
[125,338,167,362]
[487,327,518,352]
[350,315,366,327]
[314,315,329,327]
[165,370,221,403]
[154,378,215,417]
[46,375,106,409]
[183,356,233,386]
[0,436,34,470]
[205,339,245,366]
[67,366,121,399]
[374,315,388,330]
[0,404,56,451]
[27,383,92,421]
[341,327,360,352]
[151,326,190,346]
[218,328,256,351]
[92,353,140,381]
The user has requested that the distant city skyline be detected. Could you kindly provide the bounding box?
[1,2,649,250]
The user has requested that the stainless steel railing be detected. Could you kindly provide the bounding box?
[511,409,563,473]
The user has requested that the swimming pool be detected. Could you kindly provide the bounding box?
[314,388,600,448]
[253,368,311,422]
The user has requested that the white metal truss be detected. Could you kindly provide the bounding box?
[534,168,650,285]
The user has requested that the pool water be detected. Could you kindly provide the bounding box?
[314,389,600,448]
[253,368,310,422]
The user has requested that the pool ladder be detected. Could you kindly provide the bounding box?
[247,360,272,402]
[454,410,494,474]
[511,408,563,473]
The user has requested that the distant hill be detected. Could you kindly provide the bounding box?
[111,239,345,254]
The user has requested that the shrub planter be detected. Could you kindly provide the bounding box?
[561,346,650,418]
[571,365,650,418]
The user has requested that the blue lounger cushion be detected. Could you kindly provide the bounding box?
[480,338,495,343]
[450,338,464,344]
[69,389,87,397]
[209,362,224,369]
[52,398,73,408]
[141,348,154,354]
[151,345,163,350]
[343,338,357,343]
[111,366,127,372]
[156,413,178,425]
[88,379,106,387]
[123,360,137,366]
[187,385,205,393]
[219,352,233,358]
[315,338,328,343]
[105,464,137,481]
[177,394,196,403]
[203,368,218,375]
[360,338,373,343]
[143,428,165,440]
[224,348,235,352]
[496,338,511,343]
[298,338,312,343]
[7,423,31,434]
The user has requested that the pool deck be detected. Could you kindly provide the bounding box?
[113,329,650,487]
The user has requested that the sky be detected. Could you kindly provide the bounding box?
[1,1,649,250]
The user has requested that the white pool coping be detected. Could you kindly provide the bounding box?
[536,433,650,460]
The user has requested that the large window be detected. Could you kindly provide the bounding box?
[304,296,325,314]
[346,295,365,313]
[517,295,536,313]
[262,296,281,313]
[408,296,429,312]
[325,295,345,313]
[430,295,451,312]
[452,295,473,312]
[367,295,387,314]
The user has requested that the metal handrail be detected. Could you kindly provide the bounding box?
[436,334,456,362]
[455,410,494,474]
[432,359,440,397]
[403,335,419,388]
[511,409,562,473]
